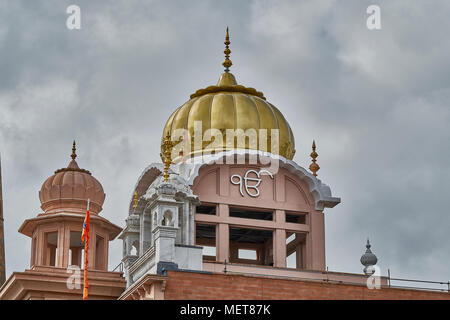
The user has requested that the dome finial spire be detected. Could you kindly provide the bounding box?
[162,133,174,182]
[360,238,378,275]
[309,140,320,177]
[222,27,232,72]
[133,191,138,209]
[71,140,77,160]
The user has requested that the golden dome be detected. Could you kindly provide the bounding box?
[39,142,105,215]
[161,29,296,160]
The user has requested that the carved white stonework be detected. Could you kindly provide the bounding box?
[171,150,340,211]
[119,168,202,288]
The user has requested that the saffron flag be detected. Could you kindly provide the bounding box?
[81,199,90,300]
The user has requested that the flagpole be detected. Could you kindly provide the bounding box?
[82,198,90,300]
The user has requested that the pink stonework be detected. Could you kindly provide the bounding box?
[192,163,326,272]
[39,159,105,215]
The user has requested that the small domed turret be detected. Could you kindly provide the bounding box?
[39,142,105,215]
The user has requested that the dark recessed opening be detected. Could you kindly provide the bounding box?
[229,207,273,221]
[229,227,273,266]
[229,227,273,243]
[195,224,216,261]
[286,212,306,224]
[196,224,216,239]
[196,205,216,215]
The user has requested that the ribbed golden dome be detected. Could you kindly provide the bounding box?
[161,29,296,161]
[161,72,295,160]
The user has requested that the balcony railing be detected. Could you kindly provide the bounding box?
[387,276,450,293]
[112,261,124,273]
[112,259,450,293]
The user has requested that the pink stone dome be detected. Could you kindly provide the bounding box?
[38,143,105,215]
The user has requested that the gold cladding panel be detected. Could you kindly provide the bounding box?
[253,97,277,130]
[234,93,260,130]
[171,99,195,133]
[210,93,236,131]
[271,104,291,158]
[187,95,213,139]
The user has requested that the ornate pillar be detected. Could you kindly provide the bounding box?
[153,225,178,264]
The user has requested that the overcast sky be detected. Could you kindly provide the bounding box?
[1,0,449,286]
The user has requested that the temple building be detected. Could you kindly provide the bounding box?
[0,144,125,299]
[0,29,449,300]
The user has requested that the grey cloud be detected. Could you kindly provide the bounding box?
[0,0,448,286]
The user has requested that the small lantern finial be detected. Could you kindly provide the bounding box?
[360,238,378,275]
[133,191,138,209]
[162,134,174,182]
[222,27,232,73]
[309,140,320,177]
[71,140,77,160]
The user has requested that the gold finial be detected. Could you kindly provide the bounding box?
[71,140,77,160]
[133,191,138,209]
[222,27,232,72]
[162,133,174,182]
[309,140,320,177]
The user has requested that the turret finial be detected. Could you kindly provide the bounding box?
[222,27,232,72]
[309,140,320,177]
[162,133,174,182]
[360,238,378,275]
[71,141,77,160]
[133,191,138,209]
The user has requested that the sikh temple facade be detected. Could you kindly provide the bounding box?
[0,30,448,300]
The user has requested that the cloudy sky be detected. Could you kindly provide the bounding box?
[1,0,449,287]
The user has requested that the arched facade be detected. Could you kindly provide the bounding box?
[120,150,340,288]
[191,161,325,270]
